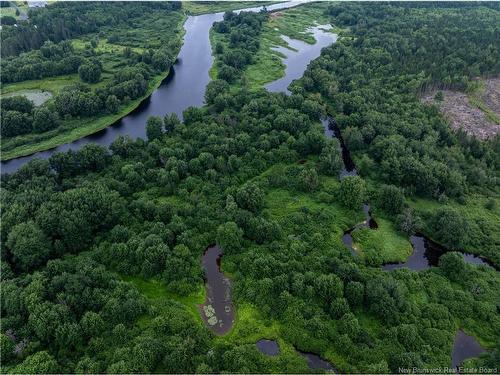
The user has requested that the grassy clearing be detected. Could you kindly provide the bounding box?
[1,6,18,18]
[217,304,314,373]
[120,274,205,326]
[410,194,500,240]
[260,159,366,255]
[1,74,82,95]
[352,217,413,263]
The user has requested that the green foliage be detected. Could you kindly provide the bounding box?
[429,207,470,249]
[298,168,319,192]
[318,138,343,176]
[377,184,406,215]
[396,209,423,235]
[13,351,60,374]
[439,252,467,282]
[6,221,52,272]
[33,107,60,133]
[212,11,268,83]
[236,182,264,212]
[339,176,366,210]
[146,116,164,141]
[345,281,364,308]
[78,60,102,83]
[217,222,244,255]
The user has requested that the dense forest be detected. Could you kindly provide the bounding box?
[1,2,499,374]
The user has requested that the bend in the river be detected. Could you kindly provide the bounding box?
[1,1,308,174]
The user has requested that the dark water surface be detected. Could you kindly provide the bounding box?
[256,339,280,356]
[382,234,495,271]
[1,1,305,174]
[266,26,337,94]
[321,118,357,177]
[451,330,485,370]
[298,351,337,372]
[200,245,234,335]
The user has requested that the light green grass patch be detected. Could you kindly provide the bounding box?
[1,6,18,18]
[120,274,205,325]
[352,217,413,263]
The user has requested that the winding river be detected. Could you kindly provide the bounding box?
[382,234,495,271]
[1,1,310,174]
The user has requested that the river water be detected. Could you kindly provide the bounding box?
[200,245,234,335]
[451,330,485,370]
[382,234,494,271]
[266,25,337,94]
[1,1,308,174]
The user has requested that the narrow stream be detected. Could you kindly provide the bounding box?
[321,118,378,255]
[256,339,337,372]
[383,234,495,271]
[321,118,497,270]
[200,245,234,335]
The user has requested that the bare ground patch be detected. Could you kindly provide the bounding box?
[422,78,499,140]
[482,77,500,114]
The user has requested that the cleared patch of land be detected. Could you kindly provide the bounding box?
[422,78,499,140]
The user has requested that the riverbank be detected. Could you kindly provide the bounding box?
[1,70,172,161]
[1,8,187,161]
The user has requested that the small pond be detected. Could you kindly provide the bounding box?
[298,351,337,372]
[256,339,280,356]
[2,89,52,106]
[266,25,337,94]
[382,234,495,271]
[200,245,234,335]
[451,330,486,370]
